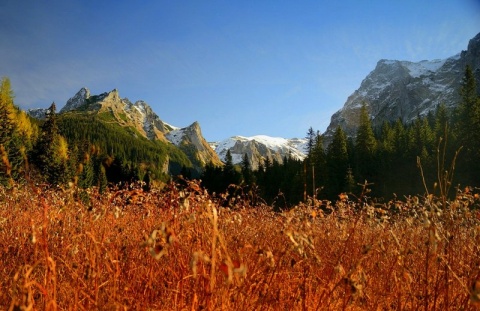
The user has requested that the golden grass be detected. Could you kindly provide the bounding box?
[1,181,480,310]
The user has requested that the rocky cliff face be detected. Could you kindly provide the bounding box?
[325,32,480,141]
[61,87,90,112]
[213,135,308,170]
[166,122,224,169]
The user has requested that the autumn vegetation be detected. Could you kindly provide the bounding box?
[1,179,480,310]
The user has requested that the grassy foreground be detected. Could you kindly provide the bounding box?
[1,181,480,310]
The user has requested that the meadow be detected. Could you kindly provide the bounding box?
[1,180,480,310]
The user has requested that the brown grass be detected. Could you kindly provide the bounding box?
[1,181,480,310]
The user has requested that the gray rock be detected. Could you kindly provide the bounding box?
[325,32,480,145]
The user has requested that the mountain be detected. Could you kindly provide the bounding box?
[60,88,176,141]
[165,121,224,168]
[30,87,222,174]
[325,32,480,141]
[56,88,304,171]
[26,108,48,120]
[212,135,308,170]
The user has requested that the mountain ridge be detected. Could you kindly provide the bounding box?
[212,135,308,170]
[28,88,309,170]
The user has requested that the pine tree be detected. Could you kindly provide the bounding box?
[305,126,316,156]
[32,102,71,185]
[241,153,253,185]
[345,166,356,193]
[0,77,26,185]
[433,103,450,141]
[0,78,15,147]
[456,65,480,183]
[223,150,241,188]
[311,132,326,197]
[355,102,377,183]
[326,126,349,198]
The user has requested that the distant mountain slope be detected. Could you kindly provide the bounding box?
[325,32,480,141]
[56,87,222,173]
[60,88,175,141]
[57,112,192,177]
[212,135,308,170]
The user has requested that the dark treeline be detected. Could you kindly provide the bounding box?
[201,66,480,206]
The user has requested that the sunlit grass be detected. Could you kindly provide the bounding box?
[1,181,480,310]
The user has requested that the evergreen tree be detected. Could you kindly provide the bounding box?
[345,166,356,194]
[456,65,480,183]
[311,132,327,197]
[32,102,71,185]
[0,78,15,147]
[223,150,241,187]
[433,103,450,141]
[326,127,349,198]
[0,78,26,184]
[355,102,377,183]
[241,153,253,185]
[305,126,316,156]
[97,164,108,193]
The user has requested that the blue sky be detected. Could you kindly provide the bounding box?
[1,1,479,141]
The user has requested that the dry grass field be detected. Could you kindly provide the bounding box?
[1,181,480,310]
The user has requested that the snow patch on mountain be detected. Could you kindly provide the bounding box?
[165,128,186,146]
[26,108,48,120]
[213,135,308,169]
[405,59,447,78]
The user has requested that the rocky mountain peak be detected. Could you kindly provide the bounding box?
[61,87,91,113]
[325,32,480,142]
[165,121,223,169]
[97,89,121,107]
[52,87,222,171]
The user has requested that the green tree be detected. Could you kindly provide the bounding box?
[32,103,71,185]
[305,126,316,156]
[311,132,327,198]
[223,150,241,187]
[241,153,253,185]
[326,126,349,199]
[456,65,480,183]
[354,103,377,183]
[433,103,450,141]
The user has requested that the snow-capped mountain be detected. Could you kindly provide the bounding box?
[26,107,48,119]
[213,135,308,170]
[325,32,480,141]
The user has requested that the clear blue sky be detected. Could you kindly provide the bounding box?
[1,1,479,141]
